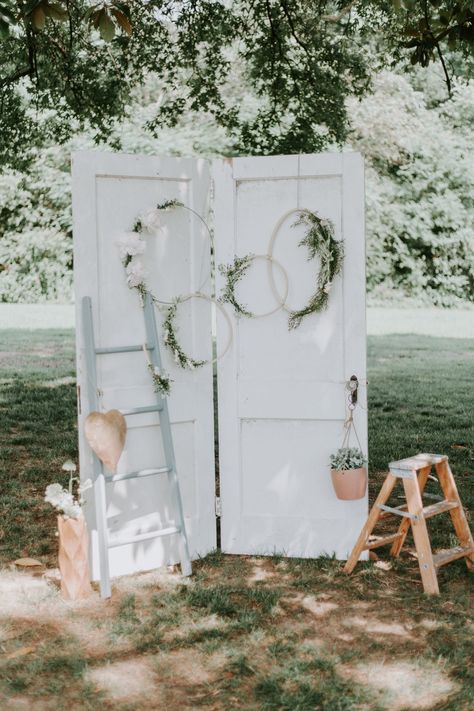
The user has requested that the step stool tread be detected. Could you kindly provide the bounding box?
[389,452,448,472]
[364,533,404,550]
[433,545,474,568]
[422,500,459,519]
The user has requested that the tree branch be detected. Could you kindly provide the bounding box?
[0,66,32,88]
[321,0,358,22]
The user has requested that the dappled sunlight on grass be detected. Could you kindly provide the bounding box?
[340,660,458,710]
[1,331,474,708]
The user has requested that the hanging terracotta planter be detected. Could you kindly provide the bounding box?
[57,514,92,601]
[331,466,367,501]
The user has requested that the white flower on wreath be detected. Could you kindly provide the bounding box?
[140,208,162,233]
[118,232,146,260]
[45,483,82,519]
[324,281,332,294]
[126,257,147,289]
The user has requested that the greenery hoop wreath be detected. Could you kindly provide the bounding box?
[268,209,344,330]
[118,201,232,395]
[219,209,344,329]
[218,254,289,319]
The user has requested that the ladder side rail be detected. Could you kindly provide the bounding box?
[435,460,474,569]
[343,472,398,574]
[402,470,439,594]
[82,297,112,598]
[143,294,192,576]
[391,465,431,558]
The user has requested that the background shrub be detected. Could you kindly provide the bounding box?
[0,71,472,305]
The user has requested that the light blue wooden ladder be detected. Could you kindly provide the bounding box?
[81,293,192,598]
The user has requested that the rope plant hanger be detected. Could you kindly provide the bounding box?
[118,200,233,395]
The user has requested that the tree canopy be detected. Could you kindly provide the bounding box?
[1,1,473,168]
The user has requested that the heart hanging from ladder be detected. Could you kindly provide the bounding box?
[84,409,127,473]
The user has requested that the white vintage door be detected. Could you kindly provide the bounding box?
[214,153,367,559]
[72,151,216,579]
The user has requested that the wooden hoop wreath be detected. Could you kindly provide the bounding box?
[267,208,344,329]
[219,254,289,319]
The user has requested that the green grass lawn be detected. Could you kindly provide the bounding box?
[0,329,473,710]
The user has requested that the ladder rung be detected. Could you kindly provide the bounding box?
[107,526,180,548]
[106,466,171,483]
[120,405,163,416]
[422,500,459,519]
[378,504,416,519]
[363,533,404,550]
[95,344,155,355]
[433,545,474,569]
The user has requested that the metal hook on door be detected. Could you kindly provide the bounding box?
[347,375,359,409]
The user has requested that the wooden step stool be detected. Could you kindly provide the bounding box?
[344,453,474,594]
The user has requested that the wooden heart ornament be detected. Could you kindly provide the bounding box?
[84,409,127,473]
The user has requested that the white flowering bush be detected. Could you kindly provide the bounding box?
[348,69,474,306]
[330,447,367,471]
[44,460,92,520]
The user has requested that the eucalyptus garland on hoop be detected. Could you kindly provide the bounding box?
[118,199,209,395]
[218,209,344,329]
[218,254,254,318]
[286,210,344,329]
[162,299,206,370]
[118,199,233,396]
[147,363,172,397]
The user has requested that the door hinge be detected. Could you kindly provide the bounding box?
[209,178,215,202]
[215,496,222,518]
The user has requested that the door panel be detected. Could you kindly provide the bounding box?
[214,153,367,559]
[72,152,216,579]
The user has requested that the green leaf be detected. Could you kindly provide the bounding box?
[44,3,68,22]
[0,18,10,37]
[99,10,115,42]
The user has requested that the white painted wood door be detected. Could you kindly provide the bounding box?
[72,151,216,580]
[214,153,367,559]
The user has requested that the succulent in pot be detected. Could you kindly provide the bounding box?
[329,447,368,501]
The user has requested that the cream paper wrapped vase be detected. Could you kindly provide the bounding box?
[57,514,92,600]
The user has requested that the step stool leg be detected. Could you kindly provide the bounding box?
[344,473,398,574]
[403,471,439,595]
[391,465,431,558]
[435,460,474,570]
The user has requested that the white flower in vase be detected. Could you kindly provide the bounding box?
[140,208,162,233]
[126,258,147,288]
[45,483,82,519]
[117,232,146,260]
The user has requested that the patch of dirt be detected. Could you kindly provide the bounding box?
[86,657,157,703]
[342,615,414,638]
[158,647,225,684]
[300,595,339,618]
[340,660,459,710]
[162,613,224,643]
